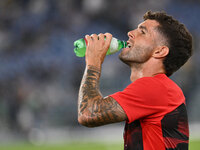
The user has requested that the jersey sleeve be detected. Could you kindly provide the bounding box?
[109,77,168,123]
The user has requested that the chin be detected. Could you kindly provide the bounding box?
[121,47,130,55]
[119,48,129,58]
[118,54,132,66]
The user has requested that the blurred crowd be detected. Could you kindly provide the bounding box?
[0,0,200,140]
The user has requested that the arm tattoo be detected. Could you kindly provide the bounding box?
[78,65,127,127]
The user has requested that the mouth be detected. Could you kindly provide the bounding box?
[126,40,133,48]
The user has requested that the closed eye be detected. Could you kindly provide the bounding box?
[138,25,148,34]
[141,30,145,34]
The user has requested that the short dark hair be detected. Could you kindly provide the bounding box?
[143,11,193,76]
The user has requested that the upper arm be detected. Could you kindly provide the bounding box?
[78,96,127,127]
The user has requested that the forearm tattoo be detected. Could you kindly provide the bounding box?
[78,65,127,127]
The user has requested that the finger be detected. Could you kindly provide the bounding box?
[98,33,105,41]
[104,33,112,49]
[85,35,92,45]
[91,34,98,41]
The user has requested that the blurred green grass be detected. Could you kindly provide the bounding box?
[0,140,199,150]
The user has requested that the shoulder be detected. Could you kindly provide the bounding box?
[128,75,167,92]
[125,75,168,105]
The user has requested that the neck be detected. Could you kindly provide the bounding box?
[130,63,144,82]
[129,59,165,82]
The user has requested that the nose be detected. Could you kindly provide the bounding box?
[128,30,135,39]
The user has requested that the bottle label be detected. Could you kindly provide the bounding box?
[109,37,118,54]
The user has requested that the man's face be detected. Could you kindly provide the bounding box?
[119,19,161,66]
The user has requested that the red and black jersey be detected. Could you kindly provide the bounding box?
[110,74,189,150]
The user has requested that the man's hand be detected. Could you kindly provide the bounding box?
[85,33,112,69]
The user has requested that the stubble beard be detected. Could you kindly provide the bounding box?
[119,45,152,68]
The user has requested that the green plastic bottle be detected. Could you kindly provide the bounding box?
[74,37,127,57]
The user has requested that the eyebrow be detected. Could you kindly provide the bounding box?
[138,25,148,32]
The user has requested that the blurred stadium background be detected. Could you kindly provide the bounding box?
[0,0,200,149]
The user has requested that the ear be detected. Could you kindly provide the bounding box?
[152,46,169,58]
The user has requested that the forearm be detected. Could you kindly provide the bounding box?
[78,65,103,126]
[78,65,127,127]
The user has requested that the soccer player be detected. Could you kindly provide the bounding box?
[77,11,193,150]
